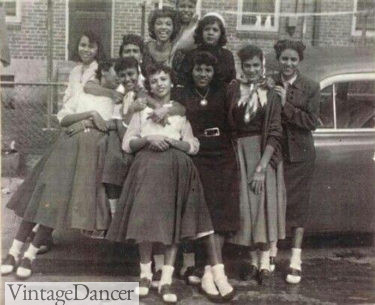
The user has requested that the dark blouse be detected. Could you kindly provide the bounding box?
[174,84,234,153]
[232,104,265,138]
[175,44,236,87]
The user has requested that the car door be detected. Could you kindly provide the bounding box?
[309,73,375,233]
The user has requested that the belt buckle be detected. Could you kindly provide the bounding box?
[204,127,220,137]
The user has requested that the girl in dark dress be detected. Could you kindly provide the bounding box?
[1,56,122,279]
[227,45,286,285]
[174,12,236,86]
[175,51,237,302]
[106,64,234,304]
[273,40,320,284]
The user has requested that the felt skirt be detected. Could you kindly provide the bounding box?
[7,128,110,231]
[229,135,286,246]
[106,148,213,245]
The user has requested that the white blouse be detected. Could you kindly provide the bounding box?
[122,104,199,155]
[57,91,114,122]
[62,61,98,104]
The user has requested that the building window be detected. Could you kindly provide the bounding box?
[237,0,280,32]
[352,0,375,37]
[1,0,21,23]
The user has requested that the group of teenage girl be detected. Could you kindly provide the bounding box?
[1,1,320,304]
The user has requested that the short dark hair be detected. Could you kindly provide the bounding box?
[119,34,144,57]
[194,15,227,47]
[148,8,180,41]
[187,51,219,87]
[71,31,106,62]
[237,45,264,65]
[95,59,115,81]
[144,63,176,93]
[114,57,139,74]
[273,39,306,61]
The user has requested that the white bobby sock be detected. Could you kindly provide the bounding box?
[259,250,270,271]
[159,265,174,287]
[201,265,219,295]
[140,261,153,280]
[8,239,24,260]
[249,250,258,268]
[290,248,302,270]
[211,264,233,296]
[270,241,278,257]
[109,199,118,216]
[23,244,39,261]
[153,254,164,272]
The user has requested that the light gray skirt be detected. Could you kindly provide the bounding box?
[229,135,286,246]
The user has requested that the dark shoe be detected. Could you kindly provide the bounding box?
[184,266,202,286]
[135,277,151,298]
[16,257,33,280]
[37,242,53,255]
[159,284,177,304]
[286,267,302,284]
[269,256,276,272]
[258,269,271,286]
[239,263,258,281]
[1,254,18,275]
[199,284,224,303]
[221,286,236,302]
[151,270,162,289]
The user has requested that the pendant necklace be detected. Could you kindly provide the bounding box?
[195,87,210,106]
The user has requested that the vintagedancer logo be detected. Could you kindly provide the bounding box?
[5,282,139,305]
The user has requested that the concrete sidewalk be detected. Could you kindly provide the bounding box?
[2,178,375,305]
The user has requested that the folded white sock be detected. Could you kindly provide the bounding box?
[140,261,152,280]
[201,265,219,296]
[211,264,233,296]
[259,250,270,271]
[290,248,302,270]
[23,244,39,261]
[8,239,24,260]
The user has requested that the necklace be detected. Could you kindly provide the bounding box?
[195,87,210,106]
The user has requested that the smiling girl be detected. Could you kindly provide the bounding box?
[1,55,124,279]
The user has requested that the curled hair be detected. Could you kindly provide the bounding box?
[114,57,139,75]
[148,8,180,42]
[119,34,144,57]
[273,39,306,61]
[187,51,219,87]
[144,63,176,94]
[71,30,106,62]
[194,15,227,47]
[95,59,115,81]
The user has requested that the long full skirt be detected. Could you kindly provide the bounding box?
[7,129,110,231]
[229,135,286,246]
[106,148,213,245]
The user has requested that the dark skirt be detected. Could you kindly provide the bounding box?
[229,136,286,246]
[192,145,240,233]
[99,129,133,187]
[7,129,110,231]
[106,148,213,245]
[284,158,315,229]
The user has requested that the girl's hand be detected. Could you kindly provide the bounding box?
[266,76,276,89]
[274,85,287,106]
[112,91,124,104]
[147,135,170,152]
[147,107,170,126]
[66,121,85,137]
[250,166,266,195]
[91,111,108,132]
[129,98,147,113]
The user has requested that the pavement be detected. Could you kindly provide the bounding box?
[1,177,375,305]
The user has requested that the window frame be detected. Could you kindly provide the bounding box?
[2,0,21,23]
[236,0,280,32]
[351,0,375,37]
[316,72,375,132]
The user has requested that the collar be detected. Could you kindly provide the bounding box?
[281,73,297,86]
[278,72,304,90]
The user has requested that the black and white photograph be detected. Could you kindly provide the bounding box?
[1,0,375,304]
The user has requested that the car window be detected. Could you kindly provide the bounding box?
[336,80,375,128]
[319,85,334,128]
[319,80,375,129]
